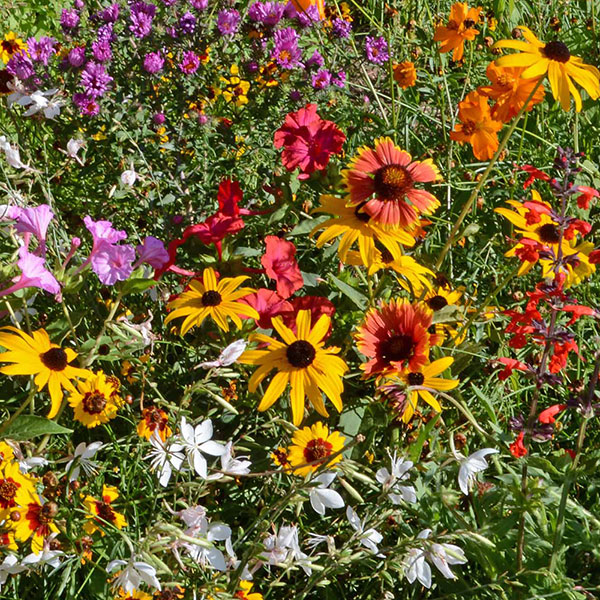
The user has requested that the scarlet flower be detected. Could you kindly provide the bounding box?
[496,357,531,380]
[519,164,552,189]
[274,103,345,179]
[280,296,336,334]
[562,304,597,325]
[589,249,600,264]
[538,404,567,424]
[509,432,527,458]
[239,288,292,329]
[575,185,600,210]
[549,339,579,373]
[261,236,304,299]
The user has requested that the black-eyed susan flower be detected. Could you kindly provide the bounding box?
[0,32,27,64]
[287,422,345,477]
[424,285,464,312]
[312,195,415,267]
[83,485,127,535]
[137,406,172,442]
[68,371,124,428]
[239,310,348,426]
[0,327,92,419]
[165,267,259,334]
[11,500,59,553]
[493,26,600,112]
[0,460,37,521]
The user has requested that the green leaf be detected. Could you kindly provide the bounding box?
[328,275,367,309]
[1,415,73,441]
[121,278,156,296]
[409,413,440,464]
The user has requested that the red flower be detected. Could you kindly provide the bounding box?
[280,296,336,335]
[218,179,243,216]
[496,357,531,380]
[564,449,576,460]
[575,185,599,210]
[562,304,597,326]
[261,236,304,299]
[538,404,567,424]
[239,288,292,329]
[274,103,345,180]
[509,432,527,458]
[520,164,551,189]
[549,339,580,373]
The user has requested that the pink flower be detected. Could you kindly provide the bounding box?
[261,236,303,299]
[274,103,345,180]
[0,246,60,297]
[92,243,136,285]
[84,215,127,247]
[13,204,54,254]
[239,288,292,329]
[280,295,335,334]
[136,236,169,268]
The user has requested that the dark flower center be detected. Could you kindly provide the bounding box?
[286,340,316,368]
[32,502,58,525]
[461,121,477,136]
[537,223,561,244]
[373,164,413,202]
[379,334,414,363]
[40,347,68,371]
[303,438,333,463]
[201,290,222,306]
[542,40,570,63]
[95,501,116,523]
[353,203,371,223]
[426,295,448,311]
[0,479,18,505]
[407,372,425,386]
[379,247,394,264]
[83,392,107,415]
[1,40,18,54]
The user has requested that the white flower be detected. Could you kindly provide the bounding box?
[21,549,65,569]
[146,431,185,487]
[376,452,417,504]
[309,472,345,516]
[457,448,498,495]
[404,529,467,589]
[106,557,161,593]
[65,441,104,482]
[262,525,312,575]
[179,417,225,479]
[0,136,31,170]
[66,138,86,165]
[346,506,383,555]
[198,339,247,369]
[18,456,48,473]
[121,168,138,186]
[211,441,252,478]
[16,89,63,119]
[0,555,26,589]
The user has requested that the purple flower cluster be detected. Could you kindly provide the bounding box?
[271,27,302,69]
[92,41,113,63]
[178,51,200,74]
[129,1,156,39]
[80,61,113,98]
[68,47,86,68]
[99,3,120,23]
[286,3,320,26]
[143,51,164,74]
[6,52,34,80]
[189,0,208,9]
[179,11,197,34]
[60,9,80,29]
[248,1,285,26]
[311,69,331,89]
[217,8,241,36]
[27,37,57,65]
[73,93,100,116]
[305,49,323,69]
[365,36,389,64]
[332,18,352,38]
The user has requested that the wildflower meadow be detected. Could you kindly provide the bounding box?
[2,0,600,598]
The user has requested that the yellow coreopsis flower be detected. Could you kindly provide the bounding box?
[1,32,27,64]
[493,26,600,112]
[0,460,38,521]
[83,485,127,535]
[11,500,59,553]
[287,422,345,477]
[68,371,124,428]
[221,65,251,107]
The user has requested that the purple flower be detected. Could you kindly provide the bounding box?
[248,2,284,25]
[84,216,127,246]
[178,51,200,74]
[289,89,302,102]
[306,49,324,69]
[97,23,117,43]
[179,11,197,34]
[0,246,60,297]
[73,92,100,116]
[143,52,164,74]
[153,112,166,124]
[13,204,54,255]
[136,236,169,268]
[129,2,156,38]
[189,0,208,9]
[68,47,86,67]
[217,9,241,36]
[365,36,389,64]
[333,70,346,88]
[78,216,129,281]
[311,69,331,89]
[80,61,113,98]
[61,9,80,29]
[92,40,112,63]
[100,3,120,23]
[286,2,320,26]
[26,37,57,65]
[271,27,302,69]
[6,52,34,80]
[332,18,351,38]
[74,0,84,9]
[92,243,136,285]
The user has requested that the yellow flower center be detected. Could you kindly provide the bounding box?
[286,340,316,368]
[373,164,414,202]
[542,40,570,63]
[40,347,68,371]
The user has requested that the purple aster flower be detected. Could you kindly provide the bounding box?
[311,69,331,89]
[162,0,177,5]
[13,204,54,255]
[179,11,197,34]
[248,2,284,26]
[92,243,136,285]
[68,47,86,68]
[189,0,208,9]
[6,52,34,80]
[271,27,302,69]
[26,37,57,65]
[217,9,241,36]
[289,89,302,102]
[285,2,320,26]
[97,23,117,43]
[0,246,60,298]
[152,112,166,124]
[61,9,80,29]
[135,236,169,268]
[129,2,156,38]
[73,93,100,116]
[143,51,164,74]
[332,70,346,88]
[305,49,323,69]
[92,40,112,63]
[365,36,389,64]
[100,3,120,23]
[74,0,84,9]
[80,61,113,98]
[332,18,351,38]
[178,50,200,74]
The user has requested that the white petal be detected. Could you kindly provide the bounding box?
[317,488,345,510]
[200,440,226,456]
[194,420,213,444]
[191,451,208,479]
[309,491,326,515]
[208,523,232,541]
[206,547,227,571]
[314,471,337,488]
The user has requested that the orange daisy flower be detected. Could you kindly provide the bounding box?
[478,63,545,123]
[450,91,503,160]
[355,299,439,378]
[433,2,483,62]
[342,137,440,228]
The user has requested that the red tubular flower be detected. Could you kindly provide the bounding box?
[261,236,304,299]
[520,164,551,189]
[509,432,527,458]
[575,186,599,210]
[562,304,597,326]
[549,339,580,373]
[538,404,567,424]
[496,357,531,380]
[274,103,345,180]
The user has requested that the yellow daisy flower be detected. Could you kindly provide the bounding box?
[0,460,38,520]
[0,327,92,418]
[68,371,124,428]
[83,485,127,535]
[239,310,348,426]
[165,267,259,335]
[0,441,15,466]
[1,32,27,64]
[287,422,345,477]
[493,26,600,112]
[11,500,59,554]
[221,65,251,107]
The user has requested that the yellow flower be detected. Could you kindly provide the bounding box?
[1,32,26,64]
[68,371,124,428]
[0,327,92,418]
[493,26,600,112]
[11,500,59,554]
[0,441,15,466]
[117,589,153,600]
[221,65,251,107]
[287,422,345,477]
[83,485,127,535]
[240,310,348,426]
[0,460,38,521]
[165,267,259,334]
[270,446,291,469]
[137,406,172,442]
[393,61,417,89]
[236,581,264,600]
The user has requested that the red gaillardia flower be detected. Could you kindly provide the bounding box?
[342,137,440,228]
[355,299,440,378]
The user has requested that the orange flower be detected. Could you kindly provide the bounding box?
[393,62,417,89]
[433,2,482,62]
[478,63,545,122]
[450,91,503,160]
[137,406,172,442]
[291,0,324,19]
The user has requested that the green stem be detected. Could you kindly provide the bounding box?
[0,386,36,436]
